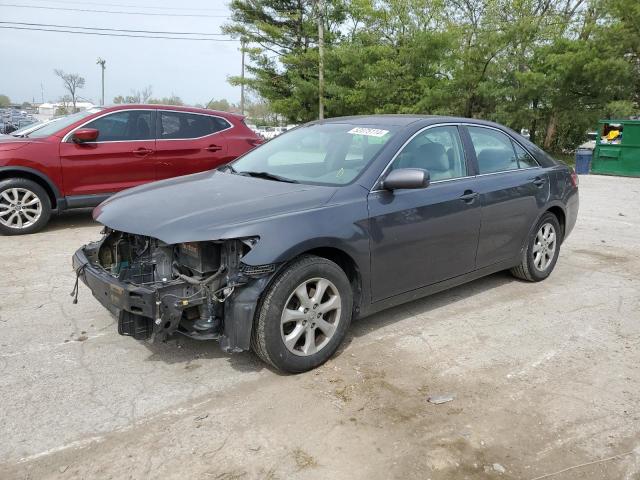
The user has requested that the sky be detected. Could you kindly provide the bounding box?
[0,0,243,106]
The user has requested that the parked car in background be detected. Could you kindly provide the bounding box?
[9,118,59,136]
[73,115,579,372]
[0,104,262,235]
[261,126,287,140]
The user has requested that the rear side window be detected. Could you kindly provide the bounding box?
[159,111,230,139]
[82,110,153,141]
[468,126,539,173]
[513,142,539,168]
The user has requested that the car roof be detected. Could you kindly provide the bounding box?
[99,104,243,120]
[317,114,509,129]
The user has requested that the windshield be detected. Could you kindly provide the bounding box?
[11,118,58,137]
[26,108,103,138]
[231,123,397,186]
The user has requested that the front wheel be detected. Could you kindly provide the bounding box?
[0,178,51,235]
[251,255,353,373]
[511,212,563,282]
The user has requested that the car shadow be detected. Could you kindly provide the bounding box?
[140,270,516,375]
[42,208,98,233]
[336,271,516,355]
[142,334,266,373]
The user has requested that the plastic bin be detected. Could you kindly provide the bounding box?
[575,148,592,174]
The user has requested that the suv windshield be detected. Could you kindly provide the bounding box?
[10,118,59,137]
[26,108,103,138]
[231,123,397,186]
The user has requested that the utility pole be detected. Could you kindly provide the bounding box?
[40,83,44,104]
[96,58,106,106]
[240,39,246,116]
[317,0,325,120]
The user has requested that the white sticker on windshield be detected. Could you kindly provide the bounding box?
[348,127,389,137]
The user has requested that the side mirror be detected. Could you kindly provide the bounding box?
[381,168,430,190]
[72,128,99,143]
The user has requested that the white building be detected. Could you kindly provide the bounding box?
[38,101,95,119]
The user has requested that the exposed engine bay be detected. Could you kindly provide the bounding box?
[73,229,277,351]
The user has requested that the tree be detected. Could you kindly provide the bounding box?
[206,98,240,112]
[245,97,278,125]
[0,94,10,107]
[112,86,154,105]
[148,95,184,106]
[55,95,73,115]
[225,0,639,152]
[54,69,85,112]
[140,85,153,103]
[224,0,338,122]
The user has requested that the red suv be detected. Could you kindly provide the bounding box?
[0,105,262,235]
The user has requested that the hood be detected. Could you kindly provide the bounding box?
[94,170,338,244]
[0,137,33,152]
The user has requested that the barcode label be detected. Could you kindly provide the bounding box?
[348,127,389,137]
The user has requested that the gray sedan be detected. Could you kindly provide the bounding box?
[73,115,579,372]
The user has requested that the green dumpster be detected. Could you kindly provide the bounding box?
[592,119,640,177]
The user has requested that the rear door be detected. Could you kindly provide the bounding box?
[155,110,233,180]
[463,125,549,268]
[59,109,156,196]
[368,125,482,301]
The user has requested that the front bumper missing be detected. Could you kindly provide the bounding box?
[73,242,188,342]
[72,242,274,352]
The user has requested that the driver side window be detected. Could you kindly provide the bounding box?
[391,126,466,181]
[82,110,153,142]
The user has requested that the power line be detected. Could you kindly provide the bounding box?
[18,0,303,14]
[0,3,230,17]
[24,0,229,12]
[0,25,237,41]
[0,21,229,36]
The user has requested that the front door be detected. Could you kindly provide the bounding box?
[368,125,482,301]
[155,110,232,180]
[59,109,156,196]
[463,125,549,268]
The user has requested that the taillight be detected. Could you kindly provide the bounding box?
[570,169,579,187]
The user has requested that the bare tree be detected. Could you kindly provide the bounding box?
[141,85,153,103]
[56,95,73,115]
[54,69,85,112]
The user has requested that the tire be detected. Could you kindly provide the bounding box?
[251,255,353,373]
[510,212,563,282]
[0,178,52,235]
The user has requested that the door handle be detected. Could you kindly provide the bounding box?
[205,144,222,152]
[532,176,546,187]
[459,190,479,203]
[133,148,154,156]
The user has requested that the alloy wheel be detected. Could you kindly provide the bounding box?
[280,277,342,356]
[532,222,556,272]
[0,188,43,229]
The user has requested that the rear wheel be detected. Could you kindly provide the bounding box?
[511,212,562,282]
[251,255,353,373]
[0,178,51,235]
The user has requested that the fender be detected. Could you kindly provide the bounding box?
[520,200,568,254]
[0,166,63,210]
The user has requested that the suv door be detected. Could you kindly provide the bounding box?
[368,125,481,301]
[59,109,156,196]
[463,125,549,269]
[155,110,232,179]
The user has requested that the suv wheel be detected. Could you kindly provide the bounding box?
[0,178,51,235]
[251,255,353,373]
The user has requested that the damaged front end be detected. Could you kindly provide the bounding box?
[72,229,277,352]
